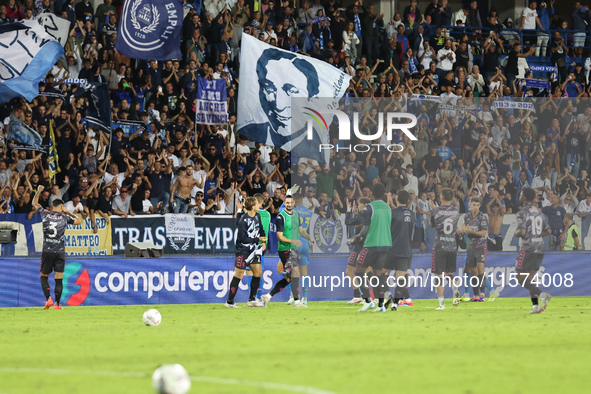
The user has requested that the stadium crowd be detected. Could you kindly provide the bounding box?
[0,0,591,251]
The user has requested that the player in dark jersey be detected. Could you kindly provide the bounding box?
[260,195,314,307]
[225,197,268,308]
[460,196,489,302]
[243,193,271,304]
[350,183,392,312]
[514,188,552,314]
[384,190,416,311]
[293,193,314,305]
[33,185,81,310]
[430,188,462,310]
[345,197,371,304]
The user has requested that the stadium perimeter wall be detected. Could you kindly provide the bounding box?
[0,253,588,307]
[2,213,591,257]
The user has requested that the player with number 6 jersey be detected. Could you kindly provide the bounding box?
[32,185,81,310]
[430,188,461,310]
[514,188,552,314]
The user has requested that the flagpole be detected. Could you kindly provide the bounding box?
[233,127,238,218]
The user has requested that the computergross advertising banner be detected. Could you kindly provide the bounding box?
[1,253,590,307]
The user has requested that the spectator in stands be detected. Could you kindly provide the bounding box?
[571,1,587,58]
[576,193,591,249]
[543,191,567,250]
[536,1,554,57]
[436,39,455,79]
[465,0,482,27]
[520,0,544,48]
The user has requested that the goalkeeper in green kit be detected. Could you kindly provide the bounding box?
[260,195,314,307]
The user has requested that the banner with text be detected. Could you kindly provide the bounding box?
[62,216,112,256]
[195,76,228,125]
[1,253,590,307]
[111,215,238,254]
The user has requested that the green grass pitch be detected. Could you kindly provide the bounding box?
[1,298,591,394]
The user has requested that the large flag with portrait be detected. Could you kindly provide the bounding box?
[237,34,352,162]
[0,21,64,104]
[116,0,183,61]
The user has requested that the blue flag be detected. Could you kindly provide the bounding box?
[116,0,183,60]
[86,83,112,134]
[0,22,64,103]
[5,114,46,152]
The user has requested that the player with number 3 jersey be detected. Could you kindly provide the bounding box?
[33,186,81,310]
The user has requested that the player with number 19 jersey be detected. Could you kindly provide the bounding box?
[516,205,549,256]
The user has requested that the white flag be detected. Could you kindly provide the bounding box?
[237,34,352,155]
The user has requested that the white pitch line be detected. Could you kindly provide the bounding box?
[0,368,335,394]
[189,376,335,394]
[336,306,591,309]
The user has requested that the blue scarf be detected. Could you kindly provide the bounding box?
[354,14,361,36]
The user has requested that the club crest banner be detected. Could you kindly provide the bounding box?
[116,0,183,60]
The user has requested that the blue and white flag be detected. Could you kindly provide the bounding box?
[70,80,112,134]
[34,12,71,47]
[411,94,443,102]
[522,78,551,91]
[492,101,537,112]
[85,83,112,134]
[237,34,352,159]
[196,76,228,125]
[530,65,557,73]
[112,119,145,136]
[116,0,183,61]
[0,22,64,104]
[5,114,45,152]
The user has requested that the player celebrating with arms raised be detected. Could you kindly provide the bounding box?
[460,196,489,302]
[514,188,552,314]
[261,195,314,307]
[430,188,462,310]
[33,185,81,310]
[225,197,268,308]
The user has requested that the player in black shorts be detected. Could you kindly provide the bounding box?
[225,197,268,308]
[384,190,416,310]
[350,183,392,312]
[345,197,371,304]
[514,188,552,314]
[430,188,462,310]
[33,186,81,310]
[460,196,488,302]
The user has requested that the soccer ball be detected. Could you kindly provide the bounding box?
[143,309,162,326]
[152,364,191,394]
